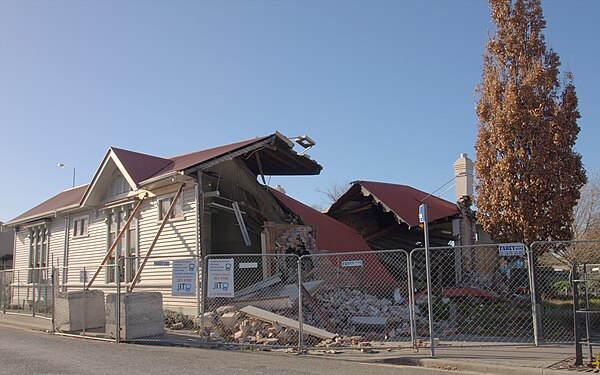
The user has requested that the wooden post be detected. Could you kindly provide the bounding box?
[129,184,184,292]
[87,195,146,289]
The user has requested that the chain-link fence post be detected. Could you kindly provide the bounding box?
[51,267,56,334]
[527,247,541,346]
[297,256,304,353]
[32,267,36,317]
[115,260,121,344]
[0,271,4,315]
[407,250,416,349]
[200,256,207,346]
[82,267,86,337]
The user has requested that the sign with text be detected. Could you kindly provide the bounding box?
[172,259,197,297]
[341,260,363,267]
[207,258,235,298]
[498,243,526,257]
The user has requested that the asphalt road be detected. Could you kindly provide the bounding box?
[0,326,475,375]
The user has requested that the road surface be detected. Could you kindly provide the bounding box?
[0,326,475,374]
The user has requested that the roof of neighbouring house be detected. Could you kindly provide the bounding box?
[268,187,396,285]
[7,184,89,225]
[328,180,460,228]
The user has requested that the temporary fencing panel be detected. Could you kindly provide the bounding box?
[0,266,54,318]
[299,249,414,350]
[202,254,302,349]
[530,240,600,344]
[52,264,118,342]
[410,243,534,347]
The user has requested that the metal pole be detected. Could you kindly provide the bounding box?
[17,270,20,314]
[82,267,86,337]
[583,265,593,362]
[421,204,435,357]
[51,267,55,334]
[1,271,4,314]
[572,264,583,366]
[200,256,207,345]
[297,256,304,353]
[407,251,417,349]
[527,248,540,346]
[115,261,121,343]
[32,266,36,317]
[194,183,202,329]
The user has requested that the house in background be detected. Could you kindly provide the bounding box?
[5,132,322,313]
[268,186,397,293]
[0,221,14,270]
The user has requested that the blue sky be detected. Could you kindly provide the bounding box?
[1,0,598,221]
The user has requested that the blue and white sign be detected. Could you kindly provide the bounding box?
[419,204,427,224]
[341,260,363,268]
[207,258,235,298]
[172,259,197,297]
[498,243,526,257]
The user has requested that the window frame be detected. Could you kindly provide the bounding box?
[104,207,139,284]
[72,215,89,238]
[156,194,185,222]
[27,225,48,283]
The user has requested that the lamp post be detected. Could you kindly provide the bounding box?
[58,163,76,188]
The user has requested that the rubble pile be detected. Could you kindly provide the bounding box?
[305,287,424,337]
[200,305,299,346]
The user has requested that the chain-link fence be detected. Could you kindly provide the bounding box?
[5,240,600,354]
[298,250,415,351]
[410,243,534,348]
[530,240,600,344]
[202,253,302,349]
[116,255,201,344]
[50,264,118,341]
[0,266,54,318]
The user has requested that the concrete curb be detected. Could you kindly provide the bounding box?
[379,357,573,375]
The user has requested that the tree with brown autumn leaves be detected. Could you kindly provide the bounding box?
[475,0,587,245]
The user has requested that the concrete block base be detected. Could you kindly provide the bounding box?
[54,290,106,332]
[106,292,164,340]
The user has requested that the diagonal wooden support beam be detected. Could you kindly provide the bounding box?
[87,194,147,289]
[129,183,185,292]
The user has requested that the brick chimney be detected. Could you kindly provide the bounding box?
[453,153,474,202]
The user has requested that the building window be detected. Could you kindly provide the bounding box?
[105,208,138,284]
[28,226,48,283]
[157,195,184,221]
[72,216,89,237]
[103,172,131,202]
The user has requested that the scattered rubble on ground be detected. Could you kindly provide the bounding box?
[196,285,425,348]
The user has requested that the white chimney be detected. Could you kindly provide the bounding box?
[453,153,474,201]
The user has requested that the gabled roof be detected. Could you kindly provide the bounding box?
[110,147,172,185]
[7,184,89,225]
[9,132,322,225]
[268,187,396,285]
[329,181,460,228]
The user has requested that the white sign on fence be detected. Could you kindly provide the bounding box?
[79,270,88,283]
[207,258,235,298]
[499,243,525,257]
[341,260,363,267]
[172,259,197,297]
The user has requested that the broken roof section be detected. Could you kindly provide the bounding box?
[268,187,396,286]
[328,180,460,228]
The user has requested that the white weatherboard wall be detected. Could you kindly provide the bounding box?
[135,187,198,313]
[66,210,109,286]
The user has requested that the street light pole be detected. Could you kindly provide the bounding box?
[58,163,76,188]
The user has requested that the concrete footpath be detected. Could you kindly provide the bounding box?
[0,313,583,374]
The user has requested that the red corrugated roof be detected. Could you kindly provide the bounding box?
[354,181,459,228]
[111,147,172,185]
[7,185,89,224]
[150,136,272,181]
[268,187,396,285]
